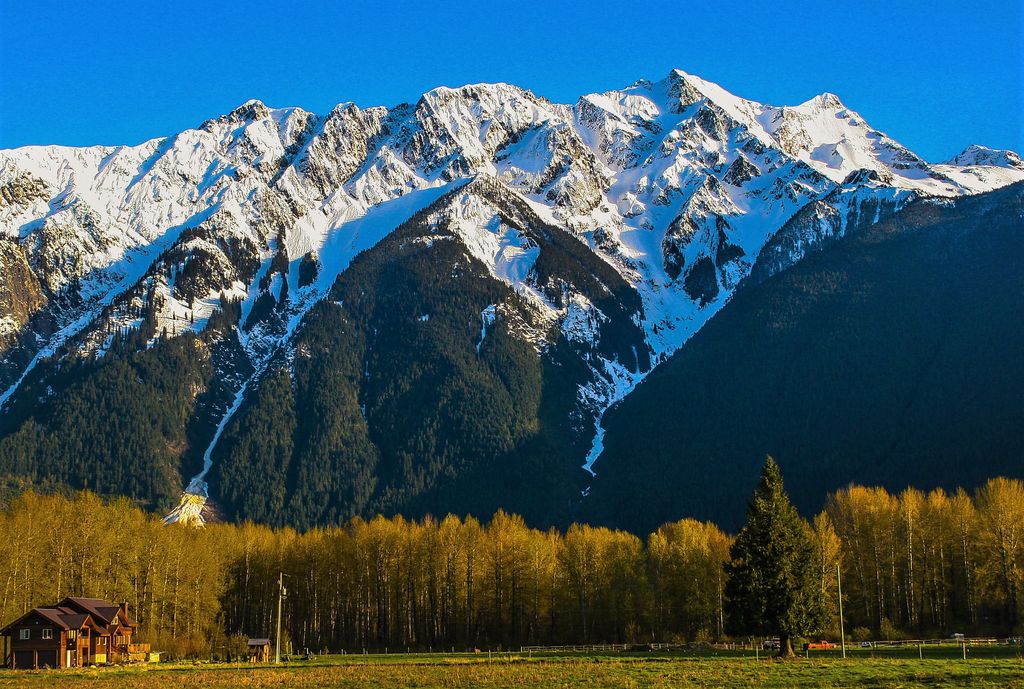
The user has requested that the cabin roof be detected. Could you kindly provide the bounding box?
[0,607,102,634]
[58,613,91,629]
[31,608,75,630]
[247,638,271,646]
[58,597,137,627]
[2,596,138,635]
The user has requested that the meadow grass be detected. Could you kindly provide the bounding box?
[0,648,1021,688]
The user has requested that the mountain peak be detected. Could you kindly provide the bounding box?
[420,81,534,104]
[665,69,729,100]
[945,145,1024,170]
[662,69,760,120]
[227,98,272,122]
[801,92,845,110]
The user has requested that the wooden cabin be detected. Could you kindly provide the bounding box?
[247,638,272,663]
[1,597,145,669]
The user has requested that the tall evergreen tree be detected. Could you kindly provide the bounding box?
[724,456,824,656]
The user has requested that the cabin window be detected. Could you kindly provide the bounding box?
[68,630,77,640]
[18,629,29,640]
[97,636,107,647]
[42,628,53,640]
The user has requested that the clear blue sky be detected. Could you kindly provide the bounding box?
[1,0,1021,161]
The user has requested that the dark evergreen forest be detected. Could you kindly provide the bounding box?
[586,182,1024,532]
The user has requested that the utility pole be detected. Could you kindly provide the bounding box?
[717,576,724,640]
[275,572,288,664]
[836,563,846,659]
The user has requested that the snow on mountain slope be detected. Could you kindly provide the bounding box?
[181,181,463,499]
[2,69,1021,512]
[945,144,1024,170]
[747,172,918,286]
[656,70,1024,197]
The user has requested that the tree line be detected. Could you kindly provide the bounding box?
[0,473,1020,658]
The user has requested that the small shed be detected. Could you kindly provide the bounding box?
[246,638,271,663]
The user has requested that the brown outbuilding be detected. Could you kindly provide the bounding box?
[247,637,272,663]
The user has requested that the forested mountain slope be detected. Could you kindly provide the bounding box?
[585,181,1024,532]
[207,179,648,526]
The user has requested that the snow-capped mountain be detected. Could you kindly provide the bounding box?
[945,144,1024,171]
[1,70,1020,526]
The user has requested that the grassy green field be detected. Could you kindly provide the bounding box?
[1,648,1021,688]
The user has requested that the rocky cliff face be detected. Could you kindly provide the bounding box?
[1,70,1021,524]
[0,239,47,357]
